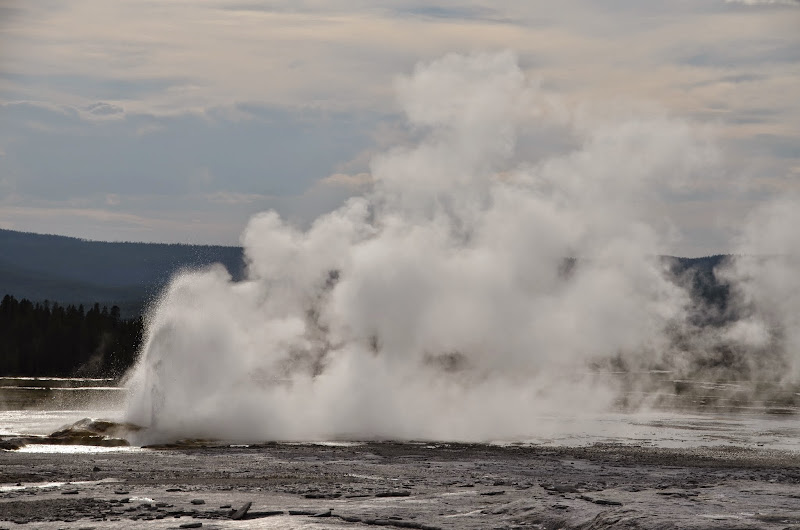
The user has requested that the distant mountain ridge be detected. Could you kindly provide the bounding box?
[0,228,731,318]
[0,229,245,316]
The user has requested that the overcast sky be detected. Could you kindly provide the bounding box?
[0,1,798,255]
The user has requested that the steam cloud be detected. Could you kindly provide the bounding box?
[124,52,799,443]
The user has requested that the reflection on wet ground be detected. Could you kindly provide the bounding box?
[0,377,798,453]
[0,377,125,413]
[491,411,799,452]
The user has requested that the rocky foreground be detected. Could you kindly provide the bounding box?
[0,436,799,529]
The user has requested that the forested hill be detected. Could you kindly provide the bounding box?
[0,229,245,317]
[0,294,142,377]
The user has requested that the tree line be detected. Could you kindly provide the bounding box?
[0,294,143,378]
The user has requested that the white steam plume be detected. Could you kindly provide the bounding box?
[718,200,800,382]
[123,51,790,443]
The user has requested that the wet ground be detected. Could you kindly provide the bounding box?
[1,437,799,529]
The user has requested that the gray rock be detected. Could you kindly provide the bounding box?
[542,483,580,493]
[230,501,251,520]
[245,510,284,517]
[304,492,340,499]
[375,491,411,498]
[579,494,622,506]
[363,519,437,529]
[0,438,26,450]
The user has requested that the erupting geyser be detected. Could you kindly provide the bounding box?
[123,52,800,444]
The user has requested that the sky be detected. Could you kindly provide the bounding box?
[0,0,798,255]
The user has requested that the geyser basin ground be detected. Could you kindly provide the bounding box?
[1,436,798,529]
